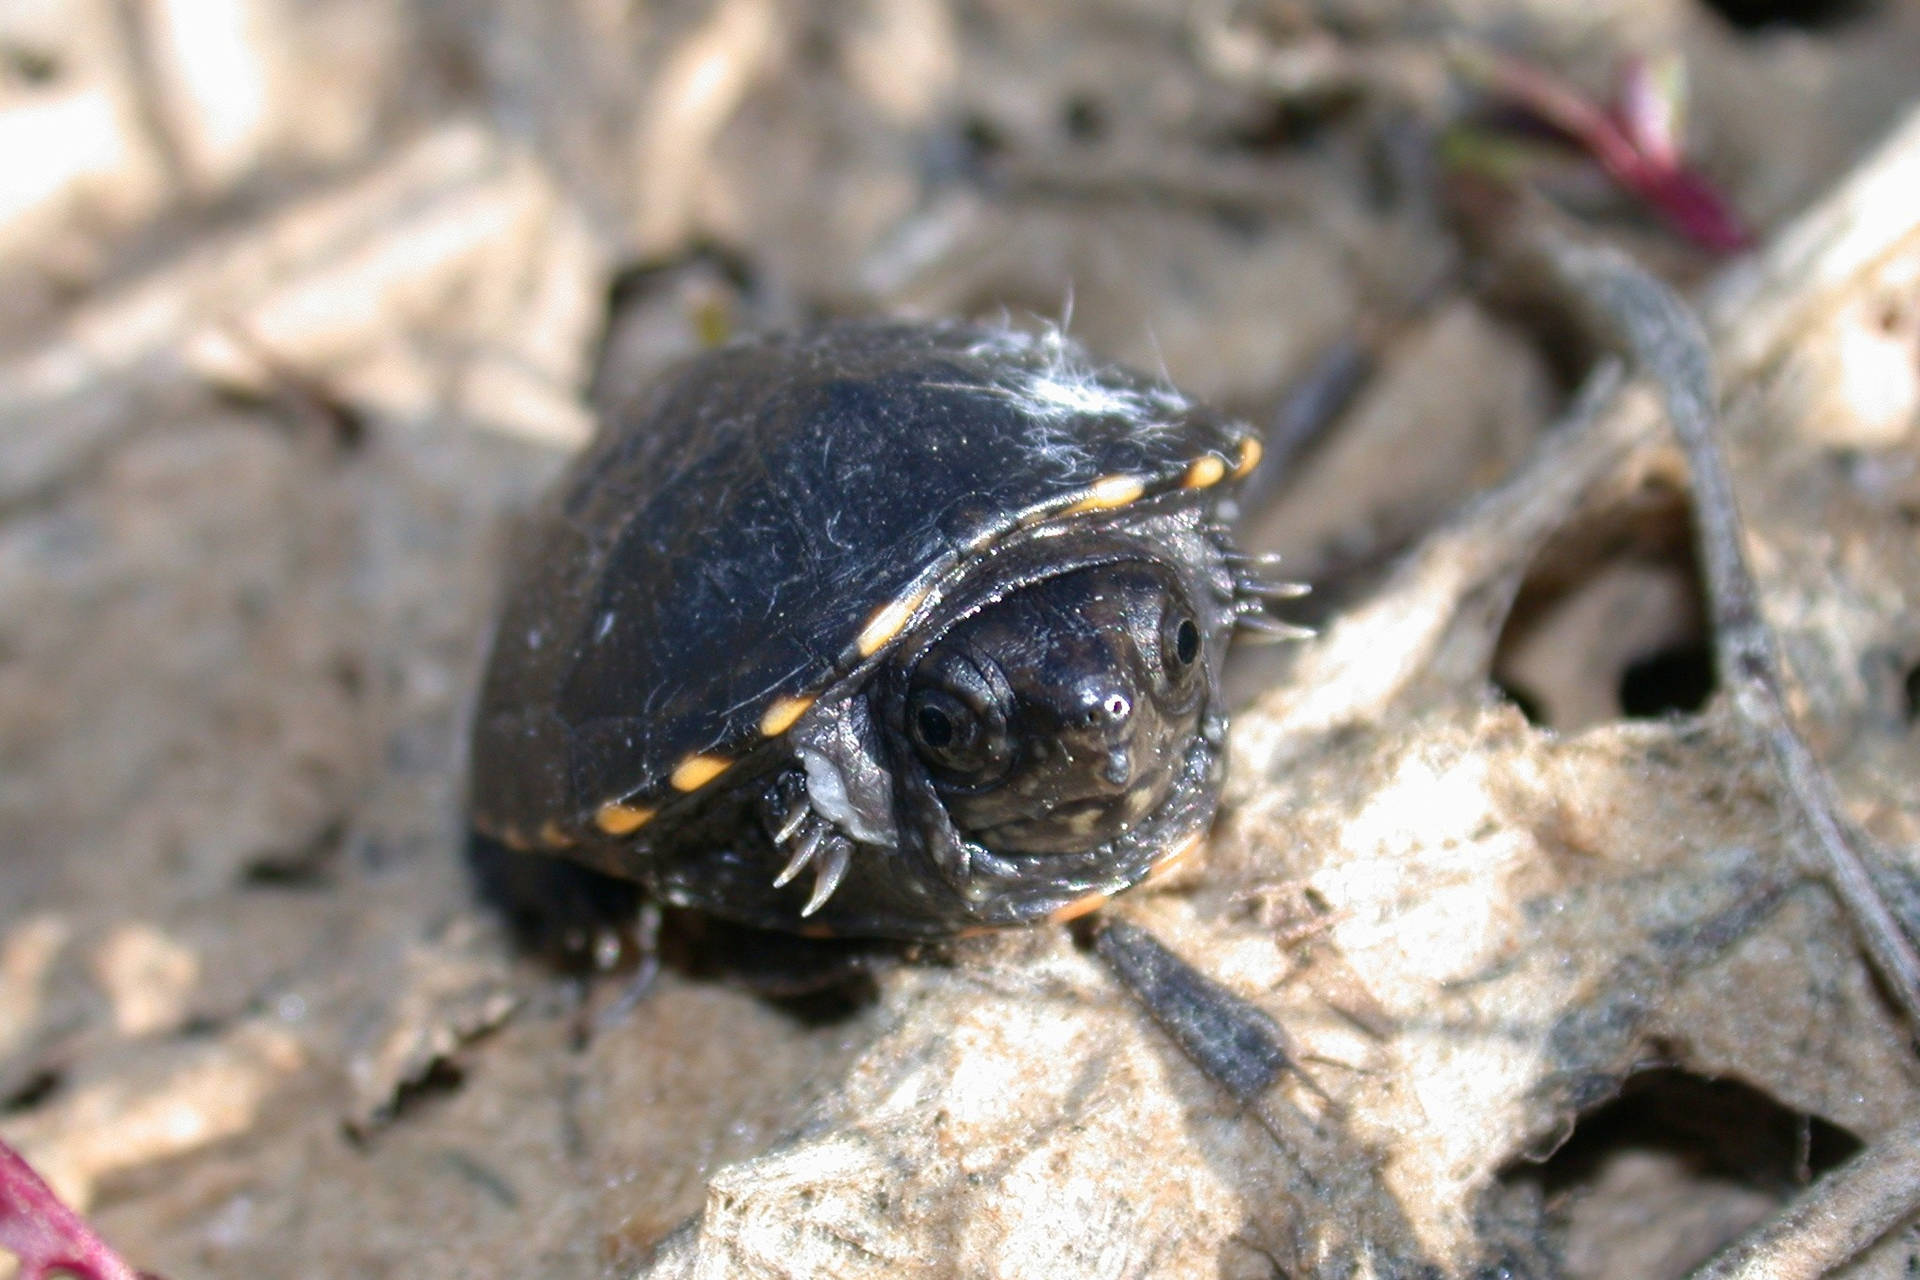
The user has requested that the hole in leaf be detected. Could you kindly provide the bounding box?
[1619,643,1716,717]
[1501,1068,1862,1279]
[1494,486,1716,730]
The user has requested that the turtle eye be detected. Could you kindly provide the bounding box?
[916,701,957,748]
[906,686,1009,782]
[1160,607,1202,684]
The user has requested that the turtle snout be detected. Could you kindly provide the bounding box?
[1073,679,1134,734]
[1069,680,1141,782]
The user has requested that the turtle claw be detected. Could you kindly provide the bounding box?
[767,803,858,917]
[1236,612,1317,643]
[1230,549,1310,608]
[1235,574,1311,601]
[800,836,854,917]
[1232,586,1314,643]
[1223,546,1290,571]
[770,791,812,845]
[1225,551,1310,644]
[773,821,827,888]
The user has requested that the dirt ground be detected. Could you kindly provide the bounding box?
[4,1,1920,1277]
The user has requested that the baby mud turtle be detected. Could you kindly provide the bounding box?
[469,321,1291,940]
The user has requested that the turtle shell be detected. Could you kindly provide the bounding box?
[469,320,1262,936]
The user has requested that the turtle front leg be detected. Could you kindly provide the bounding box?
[754,690,905,920]
[756,771,856,921]
[758,771,856,917]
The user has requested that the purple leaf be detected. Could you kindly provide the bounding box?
[1454,45,1754,254]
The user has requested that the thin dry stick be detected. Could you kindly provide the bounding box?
[1534,229,1920,1045]
[1686,1114,1920,1280]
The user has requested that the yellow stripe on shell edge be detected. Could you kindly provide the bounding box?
[856,588,928,658]
[594,802,655,836]
[1063,474,1146,514]
[1232,436,1263,478]
[670,753,732,792]
[1182,454,1227,489]
[759,693,817,737]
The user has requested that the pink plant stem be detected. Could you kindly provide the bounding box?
[0,1139,148,1280]
[1463,46,1753,252]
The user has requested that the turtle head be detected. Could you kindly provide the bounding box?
[898,561,1208,855]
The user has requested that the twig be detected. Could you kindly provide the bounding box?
[1527,226,1920,1043]
[1686,1114,1920,1280]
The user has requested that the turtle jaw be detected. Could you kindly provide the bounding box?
[959,693,1202,856]
[963,715,1228,926]
[890,697,1227,931]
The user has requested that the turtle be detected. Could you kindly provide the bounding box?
[467,320,1300,945]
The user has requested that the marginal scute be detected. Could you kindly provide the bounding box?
[856,588,928,658]
[758,693,817,737]
[1233,436,1263,478]
[1063,474,1148,514]
[670,753,732,792]
[594,802,655,836]
[537,820,574,849]
[1183,454,1227,489]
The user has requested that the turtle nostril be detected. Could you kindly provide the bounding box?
[1085,692,1131,726]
